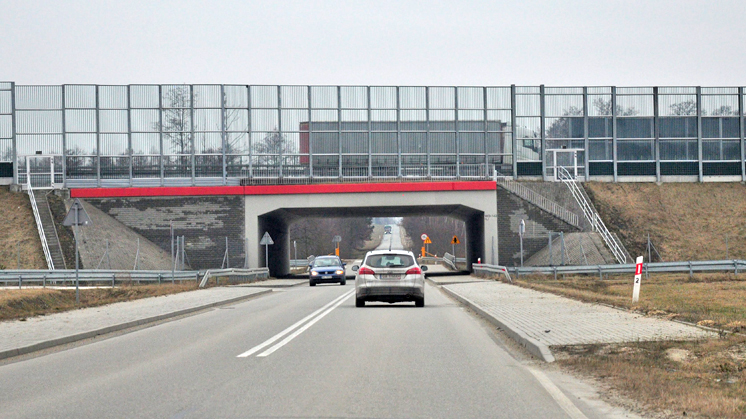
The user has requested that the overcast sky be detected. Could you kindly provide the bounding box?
[2,0,744,87]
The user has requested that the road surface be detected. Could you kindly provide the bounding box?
[0,281,597,418]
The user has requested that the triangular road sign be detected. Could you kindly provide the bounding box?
[260,231,274,245]
[62,199,93,227]
[451,235,460,244]
[424,237,432,244]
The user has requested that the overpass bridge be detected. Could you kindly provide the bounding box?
[71,181,499,277]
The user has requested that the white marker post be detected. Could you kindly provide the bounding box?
[632,256,643,303]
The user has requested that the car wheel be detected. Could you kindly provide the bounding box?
[415,296,425,307]
[310,280,316,287]
[355,297,365,307]
[340,279,346,286]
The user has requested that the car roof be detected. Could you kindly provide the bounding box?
[365,249,414,256]
[315,255,340,259]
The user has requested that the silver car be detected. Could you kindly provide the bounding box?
[352,250,427,307]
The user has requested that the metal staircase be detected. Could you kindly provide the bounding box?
[28,186,66,270]
[557,166,628,264]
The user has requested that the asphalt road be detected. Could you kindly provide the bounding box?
[0,281,589,419]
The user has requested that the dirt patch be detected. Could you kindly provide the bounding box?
[0,284,199,322]
[0,186,46,269]
[555,337,746,418]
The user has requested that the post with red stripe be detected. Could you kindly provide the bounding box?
[632,256,644,303]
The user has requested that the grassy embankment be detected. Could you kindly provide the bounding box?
[0,284,199,322]
[508,183,746,418]
[0,186,45,269]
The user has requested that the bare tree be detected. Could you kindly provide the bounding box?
[668,100,697,116]
[155,86,193,155]
[253,129,296,167]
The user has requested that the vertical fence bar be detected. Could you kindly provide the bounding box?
[127,85,133,186]
[221,84,227,185]
[611,86,618,182]
[61,85,67,187]
[158,85,164,185]
[96,85,101,187]
[190,84,196,185]
[248,85,253,179]
[455,86,460,178]
[739,87,745,182]
[583,86,589,180]
[277,85,283,179]
[511,84,517,178]
[337,85,342,178]
[366,85,371,178]
[697,86,703,182]
[539,85,545,180]
[483,86,489,177]
[396,86,402,177]
[426,86,431,177]
[653,87,660,182]
[11,82,18,185]
[309,85,314,179]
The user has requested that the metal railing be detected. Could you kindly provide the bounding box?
[471,263,512,283]
[198,268,270,288]
[0,269,199,287]
[557,166,627,264]
[471,259,746,278]
[494,175,580,228]
[27,184,55,270]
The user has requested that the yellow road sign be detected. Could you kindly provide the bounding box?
[451,236,460,244]
[424,237,432,244]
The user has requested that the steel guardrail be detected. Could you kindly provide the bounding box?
[472,259,746,278]
[0,269,199,287]
[198,268,270,288]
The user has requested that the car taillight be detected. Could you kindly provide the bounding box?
[405,267,422,275]
[358,267,375,275]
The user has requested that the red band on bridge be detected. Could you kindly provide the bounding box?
[70,181,497,198]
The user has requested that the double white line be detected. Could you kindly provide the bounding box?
[237,289,354,358]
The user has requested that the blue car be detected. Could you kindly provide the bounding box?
[309,256,347,286]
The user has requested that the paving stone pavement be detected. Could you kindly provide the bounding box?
[236,279,308,288]
[0,286,271,360]
[442,279,714,361]
[427,275,490,286]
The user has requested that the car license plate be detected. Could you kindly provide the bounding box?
[380,274,400,280]
[322,275,332,279]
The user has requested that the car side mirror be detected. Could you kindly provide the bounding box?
[421,265,428,272]
[351,265,359,272]
[343,263,347,267]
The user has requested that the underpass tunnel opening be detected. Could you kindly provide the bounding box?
[256,205,489,277]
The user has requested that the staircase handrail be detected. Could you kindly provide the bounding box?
[495,177,580,228]
[27,184,55,270]
[557,167,627,264]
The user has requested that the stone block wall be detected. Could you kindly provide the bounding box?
[497,188,577,267]
[88,196,245,270]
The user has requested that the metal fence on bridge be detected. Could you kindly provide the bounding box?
[2,83,746,188]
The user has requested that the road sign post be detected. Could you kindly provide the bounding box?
[519,219,526,267]
[260,232,274,270]
[632,256,643,302]
[63,199,92,305]
[451,235,460,259]
[332,235,342,256]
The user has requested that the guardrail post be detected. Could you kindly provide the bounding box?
[553,267,557,281]
[19,275,22,289]
[688,261,693,279]
[598,266,602,280]
[43,274,46,288]
[734,260,738,275]
[112,275,115,288]
[158,273,161,285]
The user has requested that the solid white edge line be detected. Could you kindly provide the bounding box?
[257,291,354,357]
[236,289,354,358]
[526,366,588,419]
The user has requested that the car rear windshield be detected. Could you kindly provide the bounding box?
[313,258,341,267]
[365,254,415,268]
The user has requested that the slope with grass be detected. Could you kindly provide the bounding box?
[0,186,46,269]
[585,182,746,262]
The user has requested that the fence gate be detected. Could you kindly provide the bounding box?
[545,149,581,181]
[26,155,55,189]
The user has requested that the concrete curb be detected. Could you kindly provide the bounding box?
[440,285,556,363]
[0,288,273,361]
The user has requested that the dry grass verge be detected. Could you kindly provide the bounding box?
[511,273,746,417]
[0,284,198,322]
